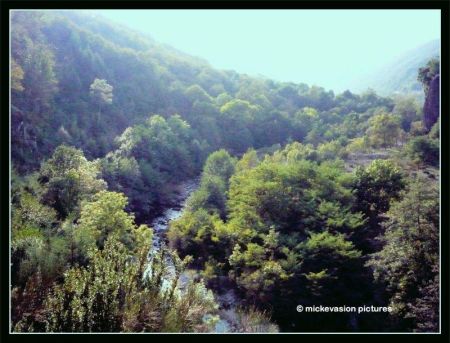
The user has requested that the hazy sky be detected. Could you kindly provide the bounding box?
[95,10,440,92]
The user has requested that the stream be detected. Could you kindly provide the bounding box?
[147,178,240,333]
[149,178,200,250]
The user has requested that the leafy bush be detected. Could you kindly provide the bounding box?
[405,136,439,167]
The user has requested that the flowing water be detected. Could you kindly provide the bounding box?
[148,178,240,332]
[150,178,200,250]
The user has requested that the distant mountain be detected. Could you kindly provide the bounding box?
[350,39,439,98]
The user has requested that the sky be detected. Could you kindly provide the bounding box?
[95,10,440,92]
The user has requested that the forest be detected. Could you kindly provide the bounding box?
[10,10,440,333]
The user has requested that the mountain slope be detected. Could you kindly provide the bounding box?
[11,10,393,175]
[351,39,439,98]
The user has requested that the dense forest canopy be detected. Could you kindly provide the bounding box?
[10,10,440,333]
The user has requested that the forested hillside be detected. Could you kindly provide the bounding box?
[10,10,440,333]
[11,11,400,220]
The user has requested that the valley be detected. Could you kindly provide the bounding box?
[9,10,440,333]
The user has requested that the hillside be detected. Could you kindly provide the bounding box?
[350,39,439,98]
[12,10,398,174]
[10,10,440,334]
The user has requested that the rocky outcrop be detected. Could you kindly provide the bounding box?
[423,74,440,131]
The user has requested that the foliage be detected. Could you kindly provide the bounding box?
[11,10,395,174]
[75,191,146,260]
[38,145,106,218]
[392,96,421,132]
[43,235,218,332]
[405,136,439,168]
[366,112,402,148]
[418,57,440,94]
[230,306,279,333]
[352,159,405,220]
[186,149,236,218]
[105,114,204,220]
[367,178,439,331]
[168,209,233,268]
[10,10,440,333]
[169,144,370,330]
[428,119,439,140]
[90,78,113,122]
[90,78,113,105]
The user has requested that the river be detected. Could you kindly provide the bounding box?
[149,178,200,250]
[147,178,240,333]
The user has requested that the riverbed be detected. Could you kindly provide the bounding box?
[149,178,200,250]
[147,178,240,333]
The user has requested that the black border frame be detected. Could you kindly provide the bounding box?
[1,1,448,342]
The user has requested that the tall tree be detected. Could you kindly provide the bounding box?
[366,113,402,148]
[38,145,106,218]
[90,78,113,121]
[367,177,439,331]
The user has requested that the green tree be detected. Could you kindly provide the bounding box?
[90,78,113,121]
[186,149,236,219]
[22,41,58,115]
[405,136,439,168]
[367,178,439,331]
[168,209,233,267]
[75,191,146,260]
[184,84,213,104]
[112,114,203,219]
[11,190,71,331]
[351,159,405,253]
[299,231,362,300]
[408,271,439,332]
[393,96,421,132]
[100,152,150,215]
[290,107,317,141]
[43,234,219,332]
[366,113,402,148]
[39,145,107,218]
[352,159,405,217]
[202,149,237,185]
[187,176,228,218]
[235,149,260,173]
[220,100,259,153]
[228,241,290,303]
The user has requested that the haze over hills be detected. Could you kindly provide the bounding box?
[83,10,440,98]
[95,10,440,94]
[349,39,440,98]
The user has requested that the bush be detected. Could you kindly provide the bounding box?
[405,136,439,167]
